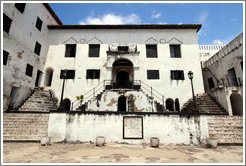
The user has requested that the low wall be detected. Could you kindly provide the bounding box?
[48,112,209,145]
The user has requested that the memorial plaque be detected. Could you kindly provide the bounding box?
[123,116,143,139]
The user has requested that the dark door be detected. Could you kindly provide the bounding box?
[118,96,126,112]
[35,70,42,87]
[116,71,129,88]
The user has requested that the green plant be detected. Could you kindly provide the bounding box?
[76,95,84,106]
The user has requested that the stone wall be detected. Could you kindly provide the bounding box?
[48,112,209,145]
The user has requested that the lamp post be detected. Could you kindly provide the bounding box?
[58,69,68,110]
[188,71,197,112]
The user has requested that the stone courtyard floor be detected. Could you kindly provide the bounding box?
[2,142,244,164]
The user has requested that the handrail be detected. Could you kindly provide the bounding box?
[71,79,167,111]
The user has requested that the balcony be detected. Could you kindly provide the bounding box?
[105,80,141,90]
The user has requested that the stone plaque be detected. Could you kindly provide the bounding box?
[123,116,143,139]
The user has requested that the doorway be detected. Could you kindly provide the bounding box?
[35,70,42,87]
[63,98,71,111]
[118,95,127,112]
[44,68,53,86]
[230,93,243,115]
[116,71,129,88]
[9,87,19,109]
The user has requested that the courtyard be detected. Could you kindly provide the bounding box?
[2,142,244,164]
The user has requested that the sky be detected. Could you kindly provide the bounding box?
[49,2,244,45]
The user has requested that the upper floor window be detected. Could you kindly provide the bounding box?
[170,45,181,58]
[118,46,129,52]
[3,50,9,66]
[65,44,76,57]
[86,69,100,79]
[34,42,41,56]
[171,70,184,80]
[25,64,33,77]
[89,44,100,57]
[60,70,75,79]
[3,13,12,33]
[146,45,157,58]
[15,3,26,13]
[147,70,159,79]
[208,77,215,89]
[35,17,43,31]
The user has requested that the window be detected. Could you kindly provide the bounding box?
[3,50,9,66]
[146,45,157,58]
[208,77,215,89]
[89,44,100,57]
[60,70,75,79]
[86,70,100,79]
[34,42,41,55]
[170,45,181,58]
[25,64,33,77]
[35,17,43,31]
[241,61,243,71]
[170,70,184,80]
[15,3,26,13]
[3,13,12,33]
[65,44,76,57]
[118,46,129,52]
[147,70,159,79]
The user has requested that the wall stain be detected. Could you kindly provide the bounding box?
[103,62,107,68]
[107,98,115,107]
[17,50,24,59]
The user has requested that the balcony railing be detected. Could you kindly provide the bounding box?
[105,80,141,90]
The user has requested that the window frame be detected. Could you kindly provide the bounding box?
[25,63,33,77]
[146,44,158,58]
[170,44,181,58]
[60,70,75,79]
[86,69,100,79]
[3,13,12,33]
[35,17,43,31]
[147,70,160,79]
[65,44,76,57]
[170,70,184,80]
[3,50,9,66]
[208,77,215,89]
[34,41,41,56]
[15,3,26,13]
[89,44,100,57]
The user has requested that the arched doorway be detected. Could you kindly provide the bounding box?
[118,95,127,112]
[112,59,133,89]
[63,98,71,111]
[230,93,243,115]
[44,68,53,87]
[166,98,174,111]
[175,98,180,112]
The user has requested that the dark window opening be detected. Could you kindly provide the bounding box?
[118,46,129,52]
[89,44,100,57]
[63,99,71,111]
[241,61,243,71]
[15,3,26,13]
[208,77,215,89]
[65,44,76,57]
[60,70,75,79]
[146,45,157,58]
[3,50,9,66]
[34,42,41,55]
[147,70,159,79]
[3,13,12,33]
[170,45,181,58]
[171,70,184,80]
[166,98,174,111]
[86,69,100,79]
[35,17,43,31]
[175,98,180,112]
[25,64,33,77]
[227,68,238,86]
[118,95,127,112]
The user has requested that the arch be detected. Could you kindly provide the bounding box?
[166,98,174,111]
[175,98,180,112]
[44,68,53,86]
[118,95,127,112]
[230,93,243,115]
[112,59,134,89]
[63,98,71,111]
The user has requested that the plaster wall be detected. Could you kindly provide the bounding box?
[43,29,204,109]
[48,113,209,145]
[3,3,59,110]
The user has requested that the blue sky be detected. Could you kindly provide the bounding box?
[49,2,244,45]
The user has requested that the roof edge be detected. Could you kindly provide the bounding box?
[43,3,63,25]
[47,24,202,32]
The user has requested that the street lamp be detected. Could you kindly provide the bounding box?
[58,69,68,110]
[188,71,197,112]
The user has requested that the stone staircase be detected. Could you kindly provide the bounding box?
[181,93,227,114]
[3,113,49,141]
[207,115,243,144]
[18,87,57,112]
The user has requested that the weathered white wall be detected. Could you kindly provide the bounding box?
[48,113,209,145]
[43,28,204,109]
[3,3,59,110]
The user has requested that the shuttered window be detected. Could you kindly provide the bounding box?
[146,45,157,58]
[170,70,184,80]
[147,70,159,79]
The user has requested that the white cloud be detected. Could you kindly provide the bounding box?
[213,39,223,45]
[158,22,167,24]
[197,11,209,24]
[79,13,141,25]
[151,12,161,19]
[178,22,182,25]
